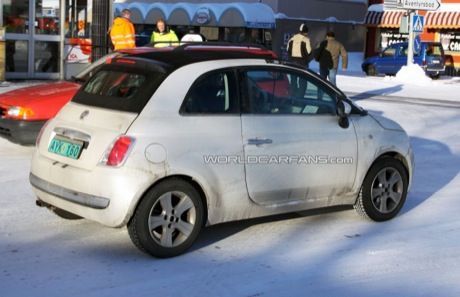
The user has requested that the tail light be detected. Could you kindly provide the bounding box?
[100,135,136,167]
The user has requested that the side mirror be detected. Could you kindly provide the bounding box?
[336,101,351,129]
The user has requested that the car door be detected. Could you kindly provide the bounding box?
[393,44,409,74]
[376,44,399,75]
[240,67,358,205]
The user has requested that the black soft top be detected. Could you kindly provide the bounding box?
[113,47,277,71]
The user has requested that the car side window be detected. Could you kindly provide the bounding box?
[382,47,396,57]
[182,71,237,114]
[399,46,408,57]
[244,68,336,115]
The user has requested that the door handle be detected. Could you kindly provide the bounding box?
[247,138,273,145]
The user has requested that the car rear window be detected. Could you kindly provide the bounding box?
[425,44,443,56]
[72,64,167,113]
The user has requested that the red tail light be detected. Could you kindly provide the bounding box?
[101,136,136,167]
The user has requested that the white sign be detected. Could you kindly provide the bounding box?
[397,0,441,11]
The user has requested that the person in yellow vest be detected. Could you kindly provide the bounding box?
[110,9,136,50]
[150,18,179,48]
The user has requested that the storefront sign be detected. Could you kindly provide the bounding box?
[245,22,276,29]
[65,38,91,64]
[441,33,460,52]
[195,8,210,25]
[380,31,409,48]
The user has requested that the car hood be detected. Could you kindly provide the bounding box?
[0,81,80,106]
[369,113,405,132]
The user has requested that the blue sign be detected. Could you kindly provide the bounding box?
[413,15,425,33]
[414,35,422,54]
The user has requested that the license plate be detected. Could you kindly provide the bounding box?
[431,60,440,64]
[48,137,83,159]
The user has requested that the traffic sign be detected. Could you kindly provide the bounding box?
[414,35,422,53]
[413,15,425,33]
[397,0,441,11]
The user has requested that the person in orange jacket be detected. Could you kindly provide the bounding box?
[110,9,136,50]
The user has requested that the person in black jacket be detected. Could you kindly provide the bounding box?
[314,40,333,81]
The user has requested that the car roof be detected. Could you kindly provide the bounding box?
[109,44,278,70]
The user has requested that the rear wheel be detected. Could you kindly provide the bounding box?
[354,158,408,222]
[128,178,205,258]
[365,65,377,76]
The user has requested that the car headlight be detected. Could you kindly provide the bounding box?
[7,106,34,118]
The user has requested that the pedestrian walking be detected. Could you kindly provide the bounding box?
[314,39,334,80]
[287,23,312,70]
[286,23,312,98]
[324,31,348,86]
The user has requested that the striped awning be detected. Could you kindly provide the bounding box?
[425,11,460,29]
[364,10,406,28]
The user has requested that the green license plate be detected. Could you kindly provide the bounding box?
[48,138,83,159]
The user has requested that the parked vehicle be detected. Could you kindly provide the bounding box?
[0,51,127,146]
[0,43,274,146]
[30,46,414,258]
[362,41,445,79]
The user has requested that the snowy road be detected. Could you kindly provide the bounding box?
[1,95,460,296]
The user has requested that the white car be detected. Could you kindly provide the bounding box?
[30,45,414,258]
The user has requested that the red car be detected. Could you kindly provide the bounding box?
[0,51,121,146]
[0,42,277,146]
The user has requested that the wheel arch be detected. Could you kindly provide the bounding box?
[370,152,410,184]
[354,152,411,221]
[127,174,209,227]
[354,152,411,205]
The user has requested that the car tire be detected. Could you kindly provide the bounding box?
[354,157,408,222]
[51,208,83,220]
[430,74,440,80]
[127,178,205,258]
[365,65,377,76]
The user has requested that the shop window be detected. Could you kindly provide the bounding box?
[35,41,60,73]
[6,40,28,73]
[35,1,59,35]
[3,2,29,34]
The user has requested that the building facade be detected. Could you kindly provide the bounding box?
[2,0,368,80]
[364,0,460,75]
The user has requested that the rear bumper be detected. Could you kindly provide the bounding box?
[0,118,46,146]
[30,173,110,209]
[423,66,446,76]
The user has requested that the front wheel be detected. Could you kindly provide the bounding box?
[128,178,205,258]
[365,65,377,76]
[354,158,408,222]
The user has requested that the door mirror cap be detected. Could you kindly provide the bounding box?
[337,101,351,128]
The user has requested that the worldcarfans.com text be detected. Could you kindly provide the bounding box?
[203,155,353,165]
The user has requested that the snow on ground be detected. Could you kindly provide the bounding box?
[1,53,460,297]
